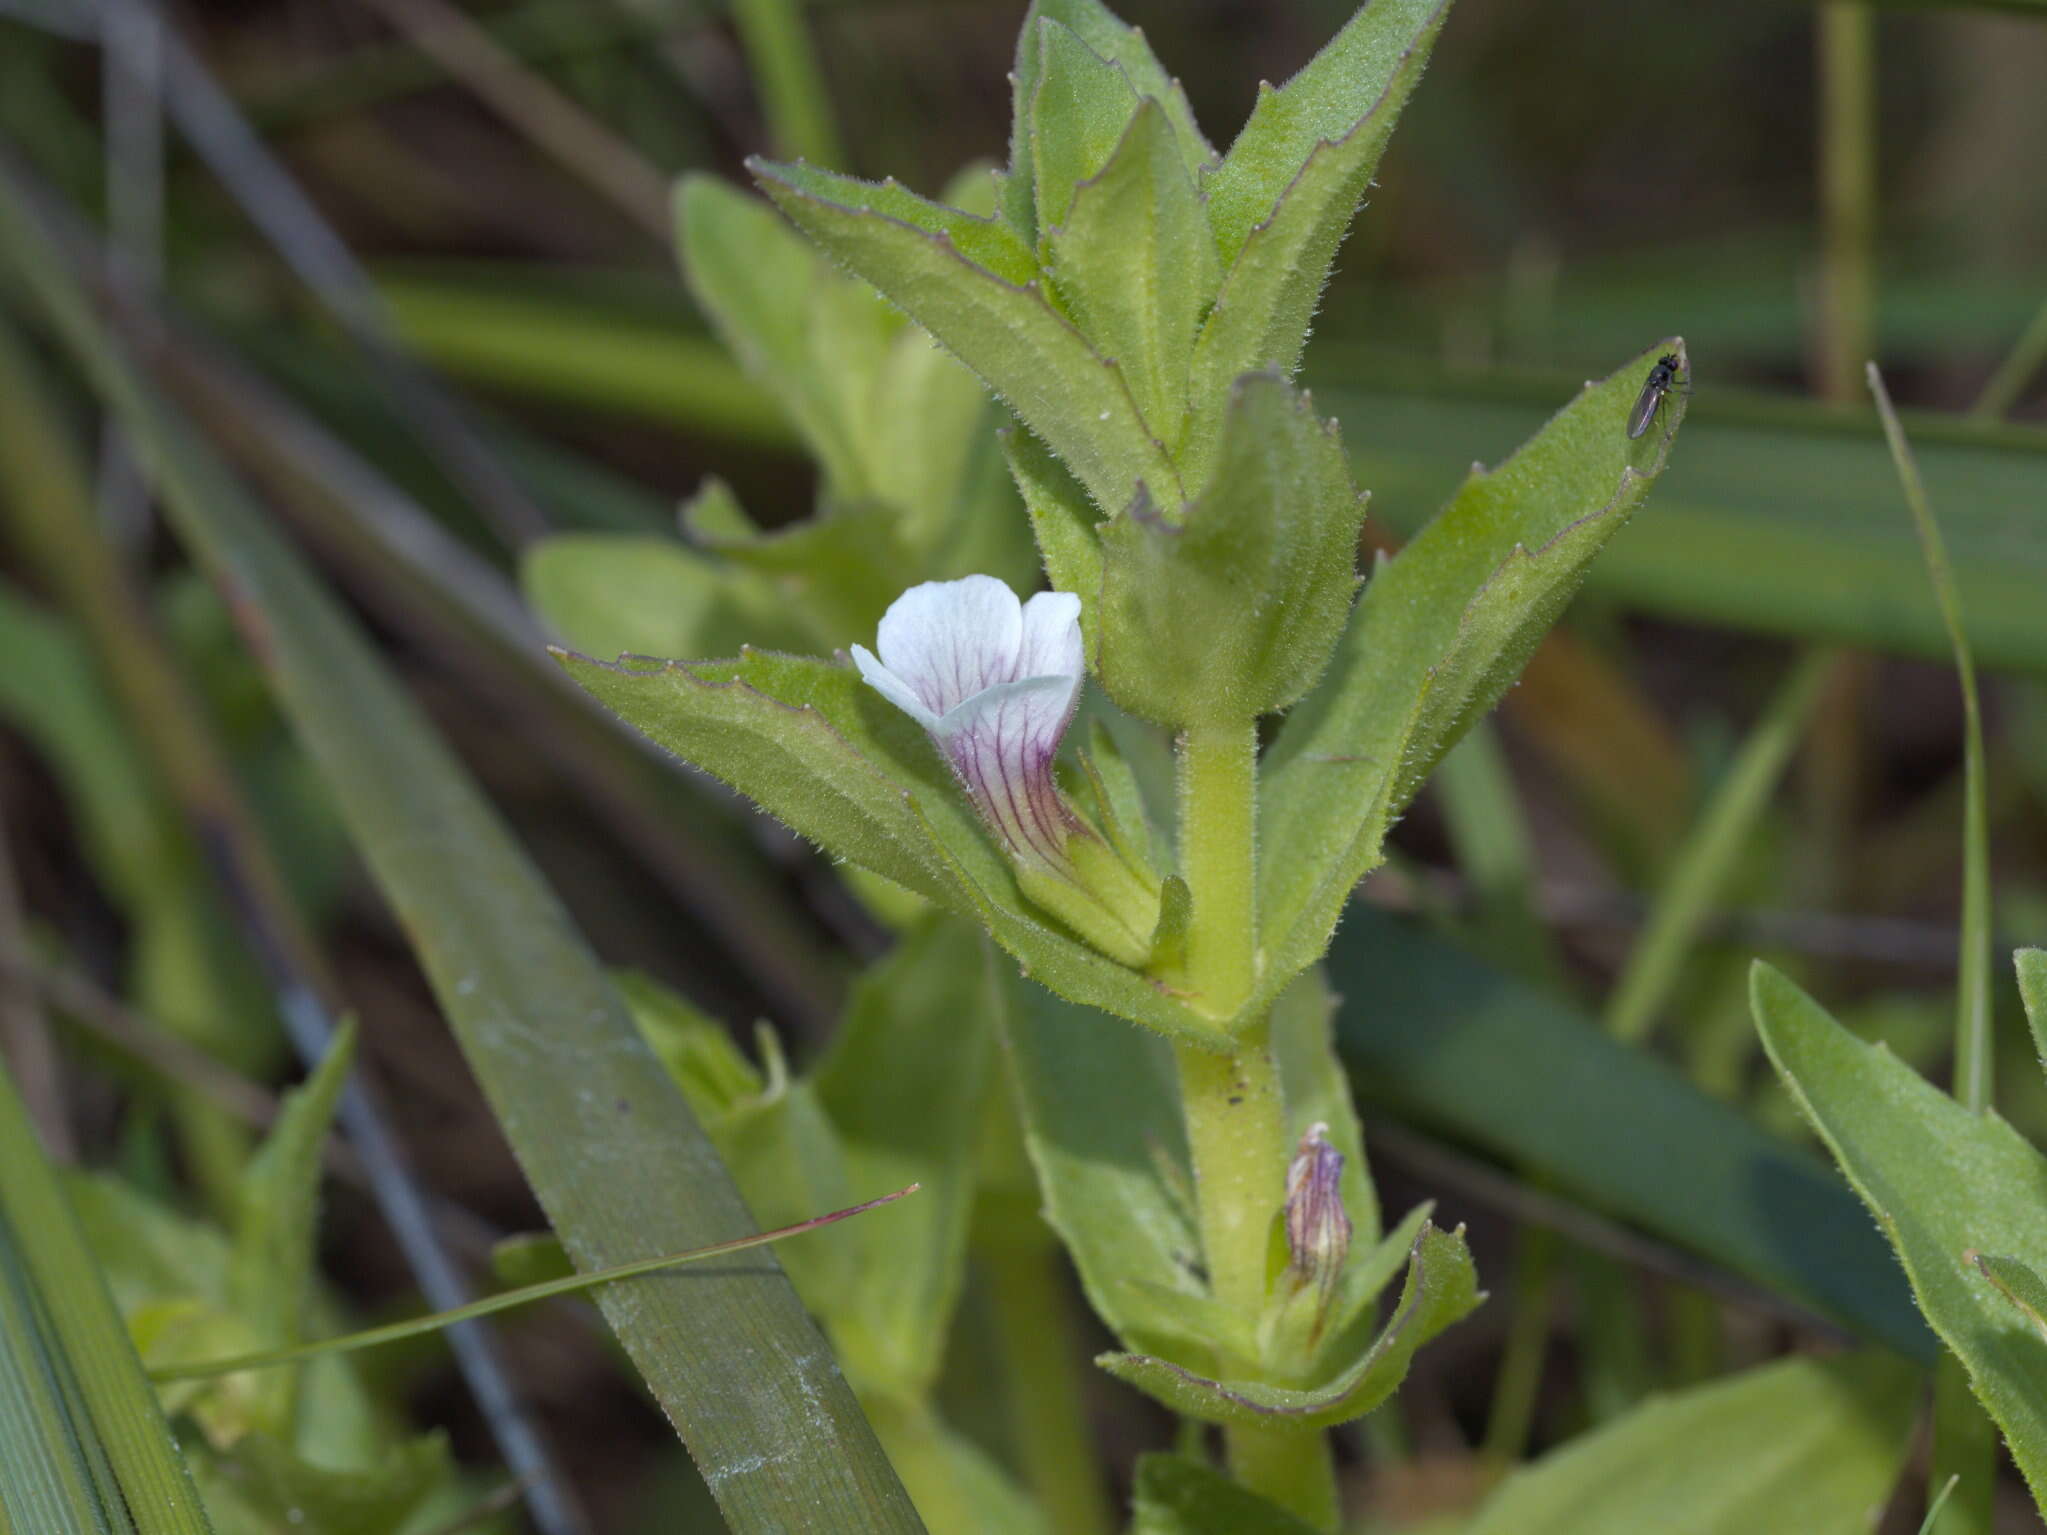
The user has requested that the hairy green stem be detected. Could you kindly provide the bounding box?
[1179,720,1258,1019]
[1175,720,1337,1528]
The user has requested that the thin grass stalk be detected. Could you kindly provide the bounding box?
[981,1231,1114,1535]
[730,0,846,167]
[94,0,161,549]
[347,0,671,237]
[1604,650,1838,1044]
[145,324,848,1027]
[242,0,667,132]
[1869,362,1995,1535]
[0,812,70,1162]
[1816,3,1876,405]
[1970,292,2047,422]
[74,0,550,546]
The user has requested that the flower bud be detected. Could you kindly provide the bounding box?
[1284,1122,1352,1315]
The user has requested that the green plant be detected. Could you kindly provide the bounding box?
[541,0,1686,1522]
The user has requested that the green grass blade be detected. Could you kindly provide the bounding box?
[376,269,794,446]
[0,1217,118,1534]
[0,1054,213,1532]
[370,276,2047,674]
[1433,720,1562,987]
[1602,649,1837,1043]
[1330,909,1933,1359]
[0,167,924,1534]
[1919,1476,1962,1535]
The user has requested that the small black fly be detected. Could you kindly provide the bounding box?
[1627,352,1682,440]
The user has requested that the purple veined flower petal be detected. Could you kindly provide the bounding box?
[871,574,1028,716]
[930,675,1078,867]
[852,576,1086,868]
[1016,589,1084,685]
[849,643,940,731]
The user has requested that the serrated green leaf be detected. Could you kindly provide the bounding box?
[1097,372,1363,727]
[1029,19,1143,238]
[686,490,920,649]
[1464,1350,1918,1535]
[1005,427,1103,611]
[752,159,1039,285]
[229,1024,355,1435]
[2017,948,2047,1076]
[559,647,962,900]
[1751,961,2047,1506]
[752,159,1180,519]
[558,649,1227,1043]
[1303,1203,1431,1380]
[1975,1253,2047,1340]
[521,532,786,658]
[868,330,1036,590]
[1047,101,1218,454]
[615,971,765,1122]
[1185,1,1451,478]
[1001,0,1215,240]
[1204,0,1450,266]
[1256,340,1683,1012]
[678,173,892,498]
[192,1431,449,1535]
[678,175,1036,594]
[1130,1452,1319,1535]
[863,1397,1047,1535]
[810,917,998,1395]
[1096,1221,1481,1427]
[998,975,1204,1358]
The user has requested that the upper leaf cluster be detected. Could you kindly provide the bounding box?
[753,0,1452,729]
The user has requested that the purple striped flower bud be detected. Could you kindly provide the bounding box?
[1285,1122,1352,1316]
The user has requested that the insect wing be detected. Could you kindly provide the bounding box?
[1627,372,1667,439]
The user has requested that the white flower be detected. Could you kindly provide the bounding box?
[851,575,1084,867]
